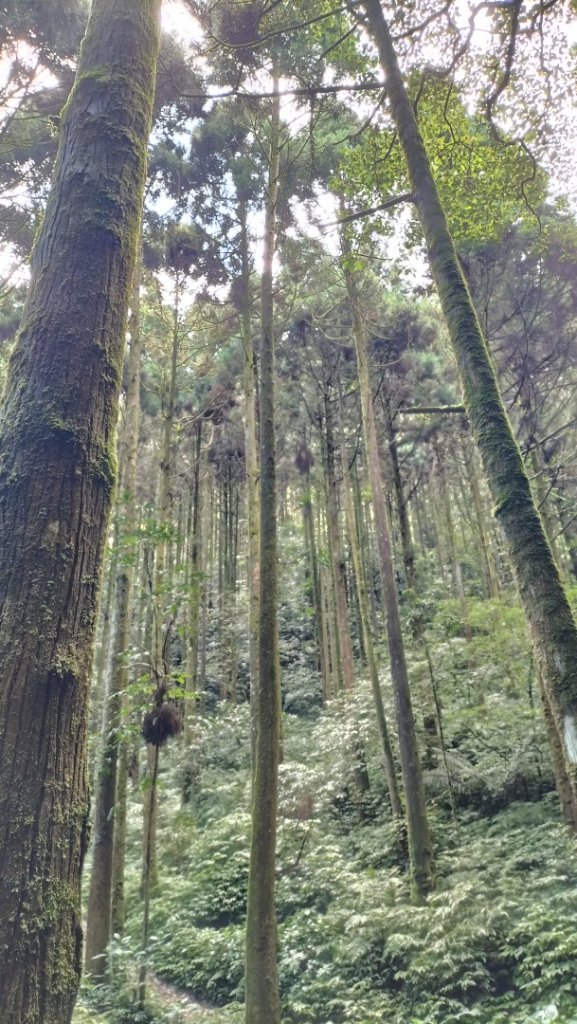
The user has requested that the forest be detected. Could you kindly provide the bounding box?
[1,1,577,1023]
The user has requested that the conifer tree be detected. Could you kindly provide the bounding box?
[0,1,160,1018]
[361,0,577,802]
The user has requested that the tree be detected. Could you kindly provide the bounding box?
[244,69,282,1024]
[361,0,577,805]
[341,226,435,897]
[0,1,161,1019]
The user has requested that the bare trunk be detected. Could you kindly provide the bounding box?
[341,233,434,898]
[85,250,143,979]
[339,404,403,818]
[323,392,356,692]
[244,72,282,1024]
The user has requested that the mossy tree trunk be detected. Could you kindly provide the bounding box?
[0,1,160,1019]
[362,0,577,792]
[244,70,282,1024]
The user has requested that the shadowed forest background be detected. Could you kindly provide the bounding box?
[2,1,577,1023]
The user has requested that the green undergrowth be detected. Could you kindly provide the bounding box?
[86,595,577,1024]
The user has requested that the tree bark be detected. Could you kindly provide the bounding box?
[183,418,203,758]
[85,253,143,979]
[363,0,577,788]
[323,391,356,693]
[238,199,261,761]
[0,2,160,1019]
[383,405,416,590]
[301,471,331,700]
[244,71,282,1024]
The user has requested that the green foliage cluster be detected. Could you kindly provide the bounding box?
[338,77,545,251]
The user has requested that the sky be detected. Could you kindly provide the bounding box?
[161,0,198,45]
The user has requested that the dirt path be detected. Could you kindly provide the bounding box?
[148,973,217,1020]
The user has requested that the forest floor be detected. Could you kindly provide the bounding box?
[76,593,577,1024]
[73,970,236,1024]
[149,972,216,1019]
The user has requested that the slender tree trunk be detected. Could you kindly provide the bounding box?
[323,392,356,692]
[462,434,500,599]
[427,475,450,586]
[183,419,203,754]
[529,446,564,575]
[384,406,416,590]
[341,238,434,899]
[138,744,159,1007]
[0,3,159,1019]
[245,71,282,1024]
[143,280,181,887]
[239,203,260,724]
[353,458,380,633]
[324,561,340,697]
[111,742,129,935]
[434,445,473,643]
[301,469,331,699]
[85,256,144,978]
[339,406,403,817]
[363,0,577,789]
[152,277,180,669]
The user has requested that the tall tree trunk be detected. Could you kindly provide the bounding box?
[301,468,331,700]
[323,392,356,692]
[111,742,129,935]
[462,434,500,599]
[143,279,181,889]
[85,255,144,978]
[184,419,203,753]
[138,744,159,1007]
[0,2,160,1019]
[339,404,403,817]
[434,444,473,644]
[239,200,260,727]
[245,71,282,1024]
[384,405,416,590]
[324,561,341,698]
[353,458,380,634]
[363,0,577,791]
[529,446,564,576]
[341,239,435,899]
